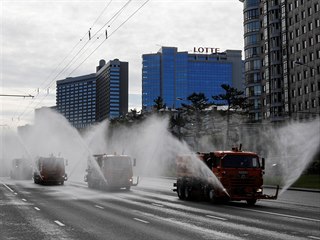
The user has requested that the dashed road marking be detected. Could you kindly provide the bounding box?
[2,183,14,193]
[206,215,228,221]
[54,220,65,227]
[151,203,164,207]
[236,207,320,222]
[308,236,320,240]
[22,198,27,202]
[133,218,149,224]
[94,205,104,209]
[34,207,40,211]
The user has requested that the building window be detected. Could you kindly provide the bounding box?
[308,7,312,16]
[309,37,314,46]
[308,22,313,31]
[315,3,319,12]
[302,25,306,34]
[298,87,302,96]
[303,40,307,49]
[305,101,309,110]
[304,85,309,94]
[312,99,316,108]
[301,11,306,19]
[310,52,314,61]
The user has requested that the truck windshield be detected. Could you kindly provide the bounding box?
[221,155,260,168]
[42,158,64,170]
[105,157,131,169]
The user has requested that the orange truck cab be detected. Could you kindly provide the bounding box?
[174,147,278,205]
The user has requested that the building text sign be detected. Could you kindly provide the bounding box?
[193,47,220,54]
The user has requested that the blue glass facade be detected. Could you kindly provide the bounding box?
[142,47,241,109]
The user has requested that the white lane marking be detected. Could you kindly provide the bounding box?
[34,207,40,211]
[14,193,18,195]
[22,198,27,202]
[54,220,65,227]
[206,215,228,221]
[2,183,14,193]
[94,205,104,209]
[133,218,149,224]
[237,207,320,222]
[308,236,320,240]
[151,203,164,207]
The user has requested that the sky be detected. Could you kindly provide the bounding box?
[1,0,244,129]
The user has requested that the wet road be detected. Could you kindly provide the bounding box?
[0,177,319,240]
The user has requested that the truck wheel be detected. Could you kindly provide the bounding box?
[184,187,192,200]
[177,184,185,200]
[246,199,257,206]
[209,190,215,202]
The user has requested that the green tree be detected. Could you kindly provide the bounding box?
[180,92,211,150]
[212,84,248,147]
[153,96,166,111]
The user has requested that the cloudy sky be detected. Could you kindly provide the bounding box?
[1,0,244,129]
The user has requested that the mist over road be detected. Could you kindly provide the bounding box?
[1,177,319,240]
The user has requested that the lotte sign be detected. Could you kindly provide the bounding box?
[193,47,220,54]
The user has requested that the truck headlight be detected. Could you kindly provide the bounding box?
[256,188,262,193]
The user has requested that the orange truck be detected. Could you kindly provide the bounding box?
[33,155,68,185]
[173,146,279,205]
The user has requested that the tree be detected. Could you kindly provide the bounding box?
[212,84,248,148]
[182,92,210,111]
[179,92,211,150]
[153,96,166,111]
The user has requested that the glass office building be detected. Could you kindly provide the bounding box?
[56,74,97,129]
[142,47,243,109]
[56,59,128,129]
[96,59,128,121]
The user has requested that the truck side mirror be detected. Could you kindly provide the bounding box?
[261,158,265,170]
[133,158,137,167]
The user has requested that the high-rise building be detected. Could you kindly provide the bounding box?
[96,59,128,121]
[56,74,97,129]
[56,59,128,129]
[142,47,243,109]
[240,0,320,122]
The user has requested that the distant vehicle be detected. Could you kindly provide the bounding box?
[84,154,138,190]
[33,155,68,185]
[10,158,33,180]
[173,146,279,205]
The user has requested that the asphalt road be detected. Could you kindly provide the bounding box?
[0,177,319,240]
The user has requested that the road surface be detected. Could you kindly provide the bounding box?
[0,177,319,240]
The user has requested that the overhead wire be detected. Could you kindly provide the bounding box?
[16,0,114,121]
[18,0,150,122]
[69,0,150,77]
